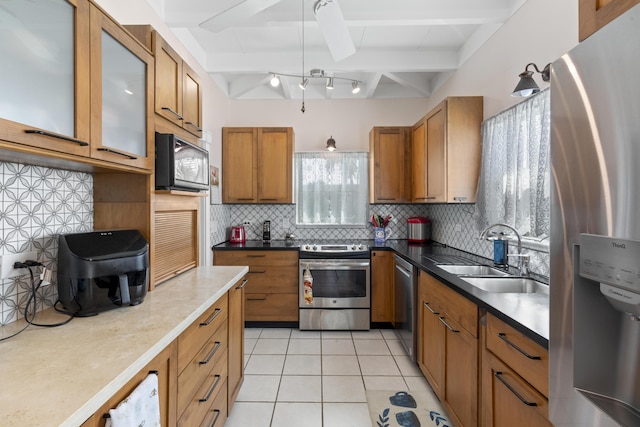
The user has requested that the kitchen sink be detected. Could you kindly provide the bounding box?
[437,264,511,277]
[460,277,549,294]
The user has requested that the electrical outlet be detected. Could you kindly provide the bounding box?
[0,251,39,280]
[454,223,462,232]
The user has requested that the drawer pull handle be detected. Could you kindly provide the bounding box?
[184,121,203,132]
[25,129,89,146]
[247,255,266,258]
[208,409,221,426]
[200,308,222,326]
[200,341,222,365]
[249,270,266,274]
[236,279,249,289]
[161,106,184,120]
[247,296,267,301]
[423,302,440,315]
[494,372,538,407]
[438,316,459,333]
[97,147,137,160]
[497,333,542,360]
[199,375,222,403]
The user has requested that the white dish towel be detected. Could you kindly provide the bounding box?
[105,373,161,427]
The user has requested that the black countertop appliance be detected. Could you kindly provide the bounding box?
[57,229,149,316]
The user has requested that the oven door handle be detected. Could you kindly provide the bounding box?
[300,260,370,269]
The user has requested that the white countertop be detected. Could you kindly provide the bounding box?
[0,265,248,427]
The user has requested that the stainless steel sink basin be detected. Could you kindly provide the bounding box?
[437,264,510,277]
[460,277,549,295]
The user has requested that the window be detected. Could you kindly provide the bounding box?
[474,89,550,240]
[295,152,368,225]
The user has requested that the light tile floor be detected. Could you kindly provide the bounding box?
[225,328,435,427]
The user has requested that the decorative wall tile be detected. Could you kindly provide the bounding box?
[0,162,93,325]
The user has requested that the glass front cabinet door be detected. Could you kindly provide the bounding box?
[0,0,91,156]
[89,4,154,170]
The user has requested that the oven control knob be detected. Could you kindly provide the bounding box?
[304,245,310,250]
[351,245,356,250]
[312,245,317,251]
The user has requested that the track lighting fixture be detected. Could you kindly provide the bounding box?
[351,81,360,94]
[270,74,280,87]
[268,70,360,93]
[299,78,309,90]
[512,63,551,97]
[326,77,334,90]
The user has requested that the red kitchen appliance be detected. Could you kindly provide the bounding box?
[230,225,246,243]
[407,217,431,243]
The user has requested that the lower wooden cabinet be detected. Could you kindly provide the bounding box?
[228,277,247,413]
[81,341,178,427]
[371,250,394,323]
[417,272,478,427]
[214,249,299,322]
[82,281,245,427]
[481,313,551,427]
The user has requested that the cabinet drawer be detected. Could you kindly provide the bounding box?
[178,350,228,427]
[245,267,298,293]
[428,275,478,337]
[484,350,551,426]
[486,314,548,397]
[245,293,298,321]
[178,319,228,415]
[178,293,228,374]
[201,379,228,427]
[214,250,298,267]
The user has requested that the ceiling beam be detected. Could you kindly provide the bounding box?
[228,74,273,98]
[383,72,431,97]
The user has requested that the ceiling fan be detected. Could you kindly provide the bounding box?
[199,0,356,62]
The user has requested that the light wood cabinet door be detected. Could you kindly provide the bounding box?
[579,0,640,41]
[89,5,154,170]
[0,0,91,157]
[91,341,178,427]
[154,33,183,127]
[411,120,428,201]
[369,127,410,203]
[222,128,258,202]
[418,290,445,398]
[227,277,246,413]
[444,317,478,427]
[257,128,293,203]
[411,97,482,204]
[181,62,203,138]
[482,349,552,427]
[371,250,394,323]
[222,127,294,203]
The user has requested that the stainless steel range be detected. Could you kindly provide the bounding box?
[299,243,370,330]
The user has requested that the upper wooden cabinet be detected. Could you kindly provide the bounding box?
[579,0,640,41]
[90,5,154,170]
[125,25,203,139]
[222,127,294,204]
[0,0,91,157]
[411,97,483,203]
[369,127,411,203]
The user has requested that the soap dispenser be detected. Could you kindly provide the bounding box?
[493,234,509,267]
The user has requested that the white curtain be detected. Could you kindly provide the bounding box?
[295,152,368,225]
[474,89,550,238]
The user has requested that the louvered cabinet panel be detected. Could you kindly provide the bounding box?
[155,210,197,284]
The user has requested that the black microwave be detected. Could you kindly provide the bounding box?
[155,133,209,191]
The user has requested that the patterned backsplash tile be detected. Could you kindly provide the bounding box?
[211,202,550,278]
[0,162,93,325]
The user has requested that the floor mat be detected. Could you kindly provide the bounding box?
[366,390,451,427]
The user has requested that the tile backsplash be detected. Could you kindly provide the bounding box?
[211,202,549,278]
[0,162,93,325]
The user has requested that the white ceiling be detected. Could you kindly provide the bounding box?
[149,0,528,100]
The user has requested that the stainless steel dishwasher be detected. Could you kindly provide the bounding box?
[393,255,416,361]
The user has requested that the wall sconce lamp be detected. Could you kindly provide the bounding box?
[512,63,551,97]
[326,136,336,151]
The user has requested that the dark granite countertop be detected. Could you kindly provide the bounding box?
[212,239,550,348]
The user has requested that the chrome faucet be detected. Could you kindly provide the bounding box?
[479,223,530,276]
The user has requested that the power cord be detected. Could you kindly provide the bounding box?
[0,261,74,342]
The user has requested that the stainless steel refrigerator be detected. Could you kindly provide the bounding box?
[550,4,640,427]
